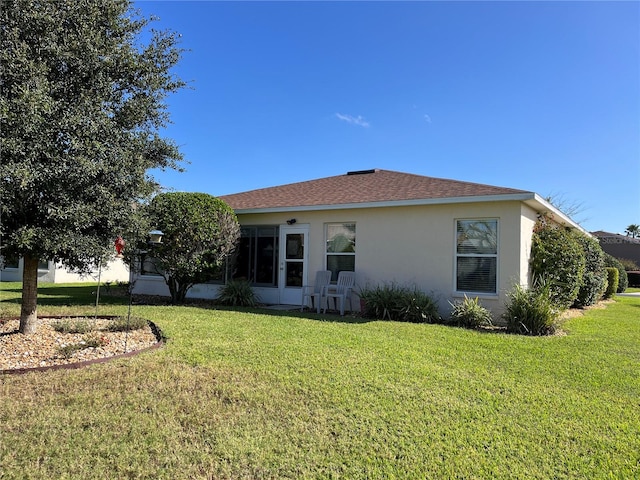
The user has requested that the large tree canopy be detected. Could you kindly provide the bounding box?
[0,0,185,332]
[145,192,240,304]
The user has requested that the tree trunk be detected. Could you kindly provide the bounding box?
[20,254,39,334]
[167,276,190,304]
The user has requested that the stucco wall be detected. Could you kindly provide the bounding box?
[0,257,130,284]
[235,200,529,316]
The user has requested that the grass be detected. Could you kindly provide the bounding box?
[1,282,639,479]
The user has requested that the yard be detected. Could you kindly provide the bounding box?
[1,283,639,479]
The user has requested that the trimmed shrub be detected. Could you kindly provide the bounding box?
[216,279,258,307]
[603,268,619,299]
[604,254,628,293]
[530,222,585,309]
[359,283,440,323]
[573,233,607,308]
[503,282,561,336]
[449,295,493,329]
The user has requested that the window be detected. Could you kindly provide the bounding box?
[38,259,50,270]
[455,219,498,294]
[326,223,356,282]
[231,226,278,286]
[1,254,19,269]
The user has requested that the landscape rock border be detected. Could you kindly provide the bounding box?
[1,315,164,375]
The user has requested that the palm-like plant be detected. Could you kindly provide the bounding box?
[625,224,640,238]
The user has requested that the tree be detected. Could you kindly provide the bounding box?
[0,0,185,333]
[145,192,240,304]
[625,224,640,238]
[544,193,589,226]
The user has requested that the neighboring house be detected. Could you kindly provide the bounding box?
[0,256,130,284]
[591,231,640,267]
[133,169,585,316]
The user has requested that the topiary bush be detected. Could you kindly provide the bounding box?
[216,279,259,307]
[604,254,628,293]
[573,233,607,308]
[603,268,619,299]
[530,222,585,309]
[503,282,561,336]
[359,283,440,323]
[449,295,493,329]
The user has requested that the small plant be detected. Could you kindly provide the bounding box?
[503,282,561,336]
[449,295,493,328]
[216,279,258,307]
[117,280,131,295]
[57,334,109,359]
[52,318,95,334]
[105,316,148,332]
[359,283,440,323]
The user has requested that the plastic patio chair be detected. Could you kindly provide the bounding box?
[301,270,332,313]
[323,271,356,316]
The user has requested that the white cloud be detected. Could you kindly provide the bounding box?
[335,113,370,128]
[423,114,432,123]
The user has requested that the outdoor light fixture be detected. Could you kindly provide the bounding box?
[286,219,297,225]
[148,230,164,245]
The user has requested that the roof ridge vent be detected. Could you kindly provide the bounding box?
[347,169,378,175]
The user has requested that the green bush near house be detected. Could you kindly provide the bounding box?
[359,283,440,323]
[530,222,585,309]
[573,233,607,308]
[216,279,259,307]
[604,254,628,293]
[603,267,619,299]
[503,282,561,335]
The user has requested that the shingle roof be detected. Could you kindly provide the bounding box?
[220,169,531,211]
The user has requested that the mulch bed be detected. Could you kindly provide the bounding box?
[0,315,163,374]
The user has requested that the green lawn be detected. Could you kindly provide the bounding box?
[1,283,639,479]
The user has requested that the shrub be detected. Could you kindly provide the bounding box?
[105,316,148,332]
[359,283,440,323]
[603,268,619,299]
[216,279,258,307]
[530,222,585,309]
[449,295,493,328]
[573,233,607,308]
[52,318,95,334]
[503,282,561,336]
[604,254,628,293]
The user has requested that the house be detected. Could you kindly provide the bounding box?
[591,230,640,267]
[133,169,584,316]
[0,256,130,284]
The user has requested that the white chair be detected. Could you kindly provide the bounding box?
[301,270,332,313]
[323,271,356,316]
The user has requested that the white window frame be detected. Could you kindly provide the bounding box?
[325,222,356,282]
[454,218,499,296]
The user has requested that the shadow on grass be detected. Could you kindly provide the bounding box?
[0,284,130,307]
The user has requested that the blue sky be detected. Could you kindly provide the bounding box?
[136,1,639,234]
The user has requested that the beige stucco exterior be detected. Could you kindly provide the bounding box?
[132,190,584,318]
[234,199,534,317]
[0,257,130,284]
